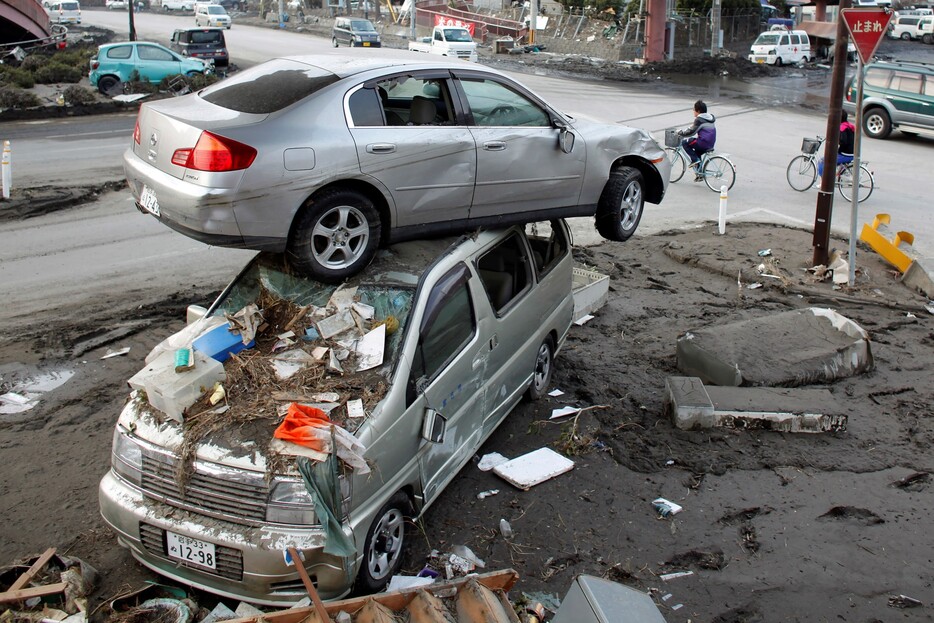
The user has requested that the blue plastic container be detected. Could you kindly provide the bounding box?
[193,324,254,363]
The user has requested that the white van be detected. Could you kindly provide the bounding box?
[748,28,811,66]
[46,0,81,24]
[889,15,923,40]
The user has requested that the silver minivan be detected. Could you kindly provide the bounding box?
[46,0,81,24]
[99,220,574,605]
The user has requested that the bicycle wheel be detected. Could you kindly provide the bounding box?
[786,155,817,191]
[837,163,874,203]
[667,147,686,183]
[702,155,736,192]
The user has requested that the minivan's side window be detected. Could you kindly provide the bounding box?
[411,265,476,383]
[790,34,800,45]
[477,232,532,313]
[525,220,569,278]
[865,68,892,88]
[924,77,934,97]
[891,71,923,94]
[458,78,550,127]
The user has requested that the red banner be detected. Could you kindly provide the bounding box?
[433,14,476,37]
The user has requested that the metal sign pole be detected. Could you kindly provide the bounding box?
[848,58,865,287]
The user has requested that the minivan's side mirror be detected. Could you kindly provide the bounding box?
[421,408,446,443]
[187,304,207,325]
[553,118,575,154]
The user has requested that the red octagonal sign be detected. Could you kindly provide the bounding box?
[841,8,894,65]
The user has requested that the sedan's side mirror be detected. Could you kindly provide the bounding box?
[553,119,575,154]
[421,408,446,443]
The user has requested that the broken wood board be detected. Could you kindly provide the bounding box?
[493,448,574,490]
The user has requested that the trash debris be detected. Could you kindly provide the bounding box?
[386,575,434,592]
[174,347,194,373]
[100,347,131,359]
[346,398,364,419]
[746,282,763,289]
[493,447,574,490]
[573,314,595,326]
[652,498,683,518]
[476,489,499,499]
[499,518,513,538]
[757,248,772,256]
[450,545,485,570]
[477,452,509,472]
[888,594,923,608]
[208,383,226,406]
[550,405,581,419]
[659,570,694,581]
[548,389,565,397]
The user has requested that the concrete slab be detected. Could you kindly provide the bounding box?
[666,376,848,433]
[676,307,873,387]
[902,256,934,299]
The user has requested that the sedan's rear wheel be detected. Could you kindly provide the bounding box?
[287,189,381,283]
[97,75,120,94]
[595,167,644,242]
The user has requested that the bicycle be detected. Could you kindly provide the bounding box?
[786,136,874,203]
[664,129,736,192]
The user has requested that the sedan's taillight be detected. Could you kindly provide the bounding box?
[133,115,141,145]
[90,60,99,70]
[171,131,256,172]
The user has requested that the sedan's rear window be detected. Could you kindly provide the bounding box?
[200,59,340,114]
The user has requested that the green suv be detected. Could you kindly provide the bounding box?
[843,59,934,140]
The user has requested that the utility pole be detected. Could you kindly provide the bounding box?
[128,0,137,41]
[529,0,538,44]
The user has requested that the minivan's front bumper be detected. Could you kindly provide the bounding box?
[99,470,355,606]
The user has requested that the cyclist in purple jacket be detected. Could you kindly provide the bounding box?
[678,100,717,182]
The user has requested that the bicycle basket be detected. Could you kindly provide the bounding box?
[801,137,820,154]
[665,129,681,148]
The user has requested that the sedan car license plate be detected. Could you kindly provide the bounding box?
[166,531,216,570]
[140,185,161,216]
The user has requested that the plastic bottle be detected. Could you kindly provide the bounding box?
[499,518,513,539]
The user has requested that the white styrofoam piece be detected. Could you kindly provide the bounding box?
[316,310,355,339]
[354,323,385,371]
[347,398,365,418]
[550,406,581,419]
[493,447,574,490]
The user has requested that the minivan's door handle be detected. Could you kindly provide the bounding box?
[367,143,396,154]
[489,334,499,350]
[483,141,507,151]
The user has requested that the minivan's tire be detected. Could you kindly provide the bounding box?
[774,57,783,67]
[863,108,892,139]
[595,167,645,242]
[923,33,933,45]
[97,75,120,94]
[332,36,339,47]
[526,336,555,401]
[901,32,911,40]
[287,188,381,284]
[355,492,408,594]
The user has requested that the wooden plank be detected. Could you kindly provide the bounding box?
[0,582,67,604]
[7,547,57,593]
[222,569,520,623]
[287,547,331,623]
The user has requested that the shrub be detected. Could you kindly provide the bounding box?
[63,85,98,105]
[34,62,84,84]
[157,72,219,93]
[0,86,42,109]
[0,67,35,89]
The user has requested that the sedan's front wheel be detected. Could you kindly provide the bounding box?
[287,189,381,283]
[595,167,645,242]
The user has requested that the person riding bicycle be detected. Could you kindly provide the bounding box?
[677,100,717,182]
[818,110,855,176]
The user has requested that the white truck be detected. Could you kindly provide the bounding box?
[408,25,478,62]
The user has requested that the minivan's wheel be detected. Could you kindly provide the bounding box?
[863,108,892,139]
[287,188,381,283]
[595,167,645,242]
[332,36,339,47]
[526,336,555,401]
[97,75,120,94]
[923,33,933,45]
[774,56,783,67]
[355,492,408,594]
[901,32,911,40]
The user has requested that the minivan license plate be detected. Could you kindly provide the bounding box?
[166,531,216,570]
[140,185,160,216]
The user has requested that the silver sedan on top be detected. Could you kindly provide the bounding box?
[124,52,670,282]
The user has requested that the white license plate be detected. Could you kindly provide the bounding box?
[140,185,161,216]
[166,531,217,570]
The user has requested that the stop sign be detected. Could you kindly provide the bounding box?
[841,8,894,65]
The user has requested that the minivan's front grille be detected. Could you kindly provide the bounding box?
[141,452,270,523]
[139,522,243,581]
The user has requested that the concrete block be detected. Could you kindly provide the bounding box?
[666,377,847,432]
[676,307,872,387]
[665,376,714,429]
[901,256,934,299]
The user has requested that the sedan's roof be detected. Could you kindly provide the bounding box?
[276,51,498,80]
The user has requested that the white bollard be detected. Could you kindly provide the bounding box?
[718,185,727,235]
[1,140,10,200]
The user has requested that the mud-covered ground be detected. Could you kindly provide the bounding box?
[2,214,932,622]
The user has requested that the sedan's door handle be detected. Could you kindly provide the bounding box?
[366,143,396,154]
[482,141,507,151]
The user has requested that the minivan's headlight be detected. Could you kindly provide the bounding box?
[112,428,143,486]
[267,481,317,525]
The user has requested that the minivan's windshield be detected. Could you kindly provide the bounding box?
[350,20,376,31]
[754,33,781,45]
[211,253,414,370]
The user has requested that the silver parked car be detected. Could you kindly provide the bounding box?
[124,53,669,283]
[99,220,575,604]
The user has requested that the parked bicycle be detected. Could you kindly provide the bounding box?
[786,136,874,203]
[664,129,736,192]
